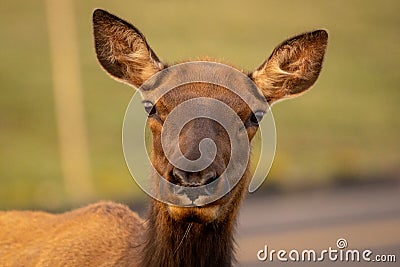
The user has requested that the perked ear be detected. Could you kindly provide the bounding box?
[250,30,328,103]
[92,9,164,88]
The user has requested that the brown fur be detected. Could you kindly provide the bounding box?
[0,202,143,266]
[0,9,328,267]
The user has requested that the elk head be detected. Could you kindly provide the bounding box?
[92,9,328,224]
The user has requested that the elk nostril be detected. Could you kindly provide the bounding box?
[171,168,187,185]
[171,167,217,187]
[202,170,217,185]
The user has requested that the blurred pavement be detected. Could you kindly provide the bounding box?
[236,182,400,266]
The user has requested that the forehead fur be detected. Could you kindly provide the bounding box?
[140,60,265,108]
[157,83,253,119]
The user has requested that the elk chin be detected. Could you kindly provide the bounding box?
[167,205,221,224]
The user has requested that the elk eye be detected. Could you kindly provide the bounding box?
[254,111,264,122]
[143,101,156,116]
[248,111,264,127]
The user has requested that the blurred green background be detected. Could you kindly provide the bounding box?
[1,0,399,210]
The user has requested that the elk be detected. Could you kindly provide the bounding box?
[0,9,328,267]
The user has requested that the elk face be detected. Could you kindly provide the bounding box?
[145,81,262,223]
[93,9,328,223]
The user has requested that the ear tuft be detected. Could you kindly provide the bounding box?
[92,9,164,88]
[251,29,328,103]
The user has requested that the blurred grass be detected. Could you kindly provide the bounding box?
[0,0,399,209]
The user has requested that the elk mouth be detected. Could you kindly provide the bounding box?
[159,172,232,223]
[161,170,232,206]
[172,181,220,205]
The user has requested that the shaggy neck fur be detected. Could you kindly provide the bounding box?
[139,200,240,267]
[139,200,237,267]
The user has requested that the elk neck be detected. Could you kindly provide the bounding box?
[138,171,250,267]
